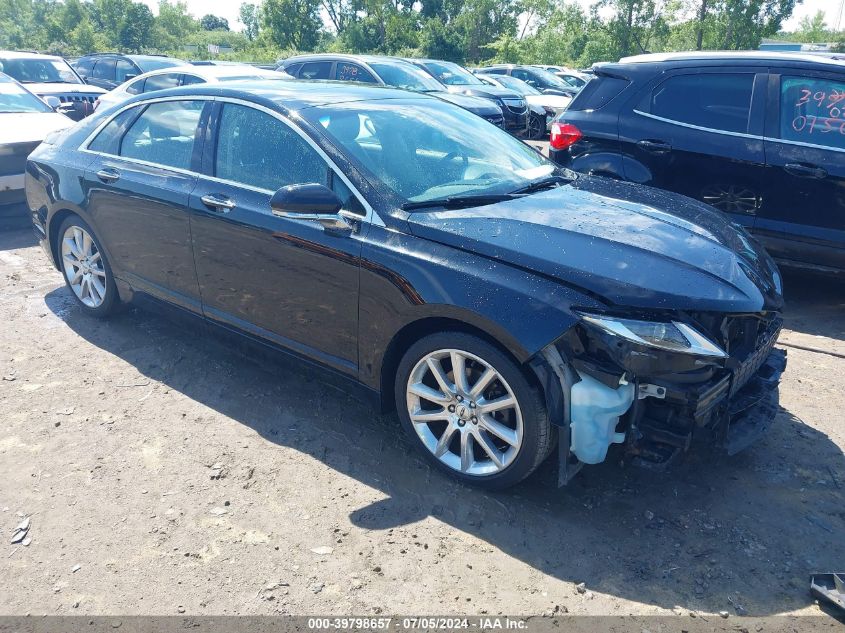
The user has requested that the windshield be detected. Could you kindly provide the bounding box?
[0,57,82,84]
[422,60,484,86]
[0,77,51,113]
[368,62,443,92]
[135,57,183,73]
[308,98,556,205]
[495,75,540,95]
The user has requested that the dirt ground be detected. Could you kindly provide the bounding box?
[0,226,843,619]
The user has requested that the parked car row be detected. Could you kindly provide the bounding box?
[547,51,845,275]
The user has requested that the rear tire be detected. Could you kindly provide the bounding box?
[395,332,553,490]
[57,215,119,318]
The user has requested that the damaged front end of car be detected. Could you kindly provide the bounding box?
[530,310,787,485]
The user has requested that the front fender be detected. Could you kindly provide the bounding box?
[357,224,604,393]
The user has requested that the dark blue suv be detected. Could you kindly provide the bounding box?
[549,52,845,275]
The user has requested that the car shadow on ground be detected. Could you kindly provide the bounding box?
[781,270,845,342]
[42,284,845,617]
[0,227,37,252]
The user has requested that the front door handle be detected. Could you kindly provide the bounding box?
[96,168,120,183]
[784,163,827,179]
[200,194,236,212]
[637,139,672,154]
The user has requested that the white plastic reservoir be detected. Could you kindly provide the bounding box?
[570,372,635,464]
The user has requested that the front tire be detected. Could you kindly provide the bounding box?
[395,332,553,490]
[57,215,119,317]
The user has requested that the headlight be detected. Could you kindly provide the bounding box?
[579,313,727,358]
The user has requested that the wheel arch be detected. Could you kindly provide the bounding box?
[377,315,543,413]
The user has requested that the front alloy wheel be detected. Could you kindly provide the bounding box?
[527,114,545,140]
[396,333,553,489]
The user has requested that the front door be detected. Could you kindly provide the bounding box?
[83,99,206,309]
[189,102,364,374]
[618,69,767,229]
[758,69,845,272]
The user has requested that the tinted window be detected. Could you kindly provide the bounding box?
[120,100,203,169]
[335,62,376,83]
[74,58,94,77]
[143,73,181,93]
[134,57,183,72]
[180,74,205,86]
[368,62,443,91]
[284,62,303,76]
[568,75,626,111]
[215,104,328,191]
[88,108,138,154]
[125,77,145,95]
[115,59,137,83]
[779,75,845,150]
[93,59,116,80]
[299,61,332,80]
[647,73,754,134]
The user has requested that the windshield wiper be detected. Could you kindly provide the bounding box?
[510,175,570,195]
[402,193,519,211]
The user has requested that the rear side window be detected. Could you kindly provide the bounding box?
[645,73,754,134]
[568,75,627,111]
[214,103,328,191]
[300,61,332,80]
[779,75,845,150]
[120,100,203,170]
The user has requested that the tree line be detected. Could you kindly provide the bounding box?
[0,0,842,67]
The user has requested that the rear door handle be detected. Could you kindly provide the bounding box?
[200,194,236,212]
[784,163,827,179]
[637,139,672,154]
[95,168,120,183]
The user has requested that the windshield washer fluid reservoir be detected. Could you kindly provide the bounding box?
[570,372,635,464]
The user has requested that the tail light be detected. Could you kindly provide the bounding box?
[550,121,582,150]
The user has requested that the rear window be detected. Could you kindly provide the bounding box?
[643,73,754,134]
[567,75,627,111]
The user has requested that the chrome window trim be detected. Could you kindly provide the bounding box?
[761,136,845,154]
[633,109,762,141]
[78,94,382,226]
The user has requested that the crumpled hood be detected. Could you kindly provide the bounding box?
[0,112,74,145]
[433,91,501,116]
[407,176,784,313]
[26,83,105,96]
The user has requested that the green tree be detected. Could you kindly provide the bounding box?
[239,3,260,40]
[200,14,230,31]
[797,10,828,42]
[419,17,464,60]
[262,0,322,50]
[120,2,154,52]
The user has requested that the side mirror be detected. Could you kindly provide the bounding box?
[124,73,138,81]
[270,183,352,234]
[43,96,61,110]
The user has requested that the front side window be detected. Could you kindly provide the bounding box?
[335,63,376,83]
[74,58,94,78]
[93,59,116,81]
[215,104,328,191]
[299,61,332,80]
[309,99,555,204]
[134,57,183,73]
[120,100,203,169]
[115,59,137,83]
[143,73,181,93]
[779,75,845,150]
[646,73,754,134]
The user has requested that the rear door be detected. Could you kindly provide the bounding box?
[82,99,208,310]
[189,101,365,373]
[758,68,845,272]
[618,68,767,229]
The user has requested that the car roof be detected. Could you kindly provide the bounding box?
[617,50,845,70]
[0,50,64,61]
[133,64,279,80]
[123,78,435,110]
[281,53,414,67]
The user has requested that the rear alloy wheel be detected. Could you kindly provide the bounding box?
[58,216,118,317]
[395,333,553,489]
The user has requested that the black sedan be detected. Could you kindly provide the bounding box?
[26,81,786,489]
